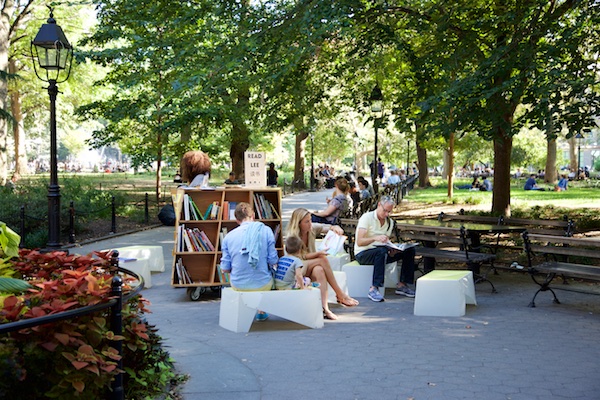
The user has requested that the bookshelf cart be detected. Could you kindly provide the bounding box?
[171,186,283,301]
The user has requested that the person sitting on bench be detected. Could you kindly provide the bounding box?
[220,202,279,321]
[354,196,417,302]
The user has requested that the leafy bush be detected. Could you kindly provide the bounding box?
[0,176,143,248]
[0,249,177,399]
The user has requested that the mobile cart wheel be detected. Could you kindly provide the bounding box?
[187,287,205,301]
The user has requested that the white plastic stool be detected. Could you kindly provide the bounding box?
[327,271,348,303]
[327,253,351,271]
[414,270,477,317]
[219,287,324,333]
[342,260,398,298]
[115,245,165,272]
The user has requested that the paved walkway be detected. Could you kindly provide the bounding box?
[71,190,600,400]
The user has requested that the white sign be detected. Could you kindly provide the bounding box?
[244,151,266,187]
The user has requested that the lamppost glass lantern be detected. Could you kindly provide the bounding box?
[31,7,73,83]
[369,85,384,192]
[31,7,73,250]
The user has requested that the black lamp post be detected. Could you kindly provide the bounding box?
[309,132,315,192]
[370,85,383,192]
[575,132,584,179]
[406,139,410,174]
[31,7,73,250]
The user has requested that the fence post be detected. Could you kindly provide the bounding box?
[145,193,149,224]
[69,201,76,243]
[111,196,117,233]
[19,205,25,248]
[110,270,124,400]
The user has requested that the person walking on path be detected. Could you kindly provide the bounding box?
[354,195,416,302]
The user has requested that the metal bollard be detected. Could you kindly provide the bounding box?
[111,196,117,234]
[145,193,149,224]
[110,272,124,400]
[69,201,76,243]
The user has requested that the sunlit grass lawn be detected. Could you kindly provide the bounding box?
[407,177,600,210]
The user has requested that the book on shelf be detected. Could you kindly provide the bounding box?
[203,203,213,220]
[189,229,206,251]
[189,198,203,220]
[219,227,228,249]
[183,194,191,220]
[253,193,275,219]
[217,264,230,284]
[228,201,237,219]
[253,194,263,219]
[209,201,220,219]
[198,229,215,251]
[272,223,281,240]
[175,258,193,284]
[222,201,229,221]
[269,202,280,219]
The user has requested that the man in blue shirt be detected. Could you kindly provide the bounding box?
[220,202,278,292]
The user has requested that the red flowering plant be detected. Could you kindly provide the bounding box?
[0,249,175,399]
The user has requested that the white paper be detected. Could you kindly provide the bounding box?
[375,242,418,251]
[318,230,347,255]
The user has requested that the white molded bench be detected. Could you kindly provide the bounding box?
[341,260,398,298]
[115,245,165,272]
[219,287,324,333]
[414,270,477,317]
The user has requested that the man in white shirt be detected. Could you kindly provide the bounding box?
[354,196,416,302]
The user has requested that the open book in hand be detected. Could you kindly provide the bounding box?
[375,242,418,252]
[318,230,347,256]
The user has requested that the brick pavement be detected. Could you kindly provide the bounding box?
[71,190,600,400]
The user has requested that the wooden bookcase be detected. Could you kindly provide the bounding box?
[171,187,283,300]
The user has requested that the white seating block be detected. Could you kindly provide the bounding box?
[327,271,348,303]
[219,287,324,333]
[414,270,477,317]
[115,245,165,272]
[342,260,398,298]
[327,253,351,271]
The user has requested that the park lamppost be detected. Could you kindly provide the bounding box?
[31,7,73,250]
[406,139,411,173]
[575,132,584,179]
[370,85,383,192]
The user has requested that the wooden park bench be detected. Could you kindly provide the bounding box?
[394,223,497,292]
[522,232,600,307]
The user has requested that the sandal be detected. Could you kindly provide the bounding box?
[337,296,359,307]
[323,309,338,320]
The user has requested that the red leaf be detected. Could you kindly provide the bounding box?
[72,380,85,393]
[54,332,70,346]
[71,360,89,370]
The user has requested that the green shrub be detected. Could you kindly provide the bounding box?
[0,249,179,399]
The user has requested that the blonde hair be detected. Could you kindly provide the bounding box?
[286,208,317,256]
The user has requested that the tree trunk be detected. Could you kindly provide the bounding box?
[416,140,430,188]
[9,59,28,176]
[491,132,513,216]
[446,132,455,198]
[545,136,557,183]
[293,117,307,188]
[569,136,577,173]
[0,4,10,185]
[155,129,163,202]
[230,89,251,180]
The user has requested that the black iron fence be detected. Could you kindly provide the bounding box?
[18,193,157,248]
[0,252,143,400]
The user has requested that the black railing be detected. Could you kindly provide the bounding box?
[18,193,156,247]
[0,252,143,400]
